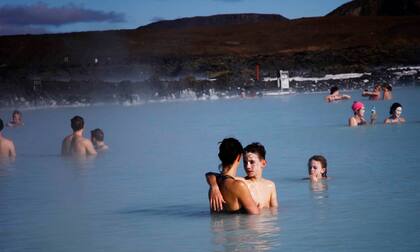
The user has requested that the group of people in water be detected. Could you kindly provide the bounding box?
[0,112,108,160]
[207,82,404,215]
[0,82,408,215]
[205,138,328,214]
[324,83,405,127]
[61,115,109,157]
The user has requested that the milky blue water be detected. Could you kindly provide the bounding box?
[1,87,420,251]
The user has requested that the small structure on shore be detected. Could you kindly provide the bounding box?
[278,70,290,91]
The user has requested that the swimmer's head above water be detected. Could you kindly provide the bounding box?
[243,142,267,179]
[218,138,243,169]
[308,155,328,180]
[91,128,104,142]
[71,116,84,132]
[0,118,4,132]
[390,102,403,116]
[352,101,365,116]
[330,86,339,95]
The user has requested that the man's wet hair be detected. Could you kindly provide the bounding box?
[308,155,328,178]
[91,128,104,141]
[244,142,266,160]
[218,138,243,168]
[330,86,339,95]
[71,116,84,131]
[0,118,3,131]
[383,84,392,91]
[390,102,402,115]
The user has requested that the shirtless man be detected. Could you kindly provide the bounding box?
[325,86,351,103]
[206,142,278,212]
[61,116,97,157]
[362,84,382,100]
[0,118,16,159]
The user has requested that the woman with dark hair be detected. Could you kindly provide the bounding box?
[385,102,405,124]
[207,138,259,214]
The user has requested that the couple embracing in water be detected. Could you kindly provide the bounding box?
[205,138,278,215]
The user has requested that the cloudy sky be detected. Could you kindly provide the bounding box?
[0,0,350,36]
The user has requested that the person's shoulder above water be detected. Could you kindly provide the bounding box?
[0,118,16,159]
[325,86,351,103]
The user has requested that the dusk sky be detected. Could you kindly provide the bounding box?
[0,0,350,36]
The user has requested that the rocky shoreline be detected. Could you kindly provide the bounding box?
[1,65,418,109]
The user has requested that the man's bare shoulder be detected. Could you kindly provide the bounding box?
[260,178,276,188]
[63,134,73,141]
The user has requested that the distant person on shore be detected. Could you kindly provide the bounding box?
[206,142,278,212]
[205,138,259,214]
[362,84,382,100]
[90,128,109,152]
[325,86,351,102]
[307,155,328,182]
[7,110,24,127]
[384,102,406,124]
[349,101,367,127]
[383,84,393,100]
[61,116,97,157]
[0,118,16,160]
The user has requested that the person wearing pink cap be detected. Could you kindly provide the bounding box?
[349,101,367,127]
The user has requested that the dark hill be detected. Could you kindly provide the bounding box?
[140,13,288,30]
[327,0,420,16]
[1,13,420,106]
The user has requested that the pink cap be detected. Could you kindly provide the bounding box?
[352,101,364,112]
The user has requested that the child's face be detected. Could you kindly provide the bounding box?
[309,160,325,180]
[243,152,266,179]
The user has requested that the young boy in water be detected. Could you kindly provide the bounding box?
[90,128,109,152]
[206,142,278,211]
[307,155,328,182]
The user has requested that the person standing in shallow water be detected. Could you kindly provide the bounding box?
[207,138,259,214]
[348,101,367,127]
[61,116,97,157]
[90,128,109,152]
[383,84,393,100]
[307,155,328,182]
[206,142,278,211]
[325,86,351,102]
[385,102,405,124]
[362,84,382,100]
[7,110,24,127]
[0,118,16,159]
